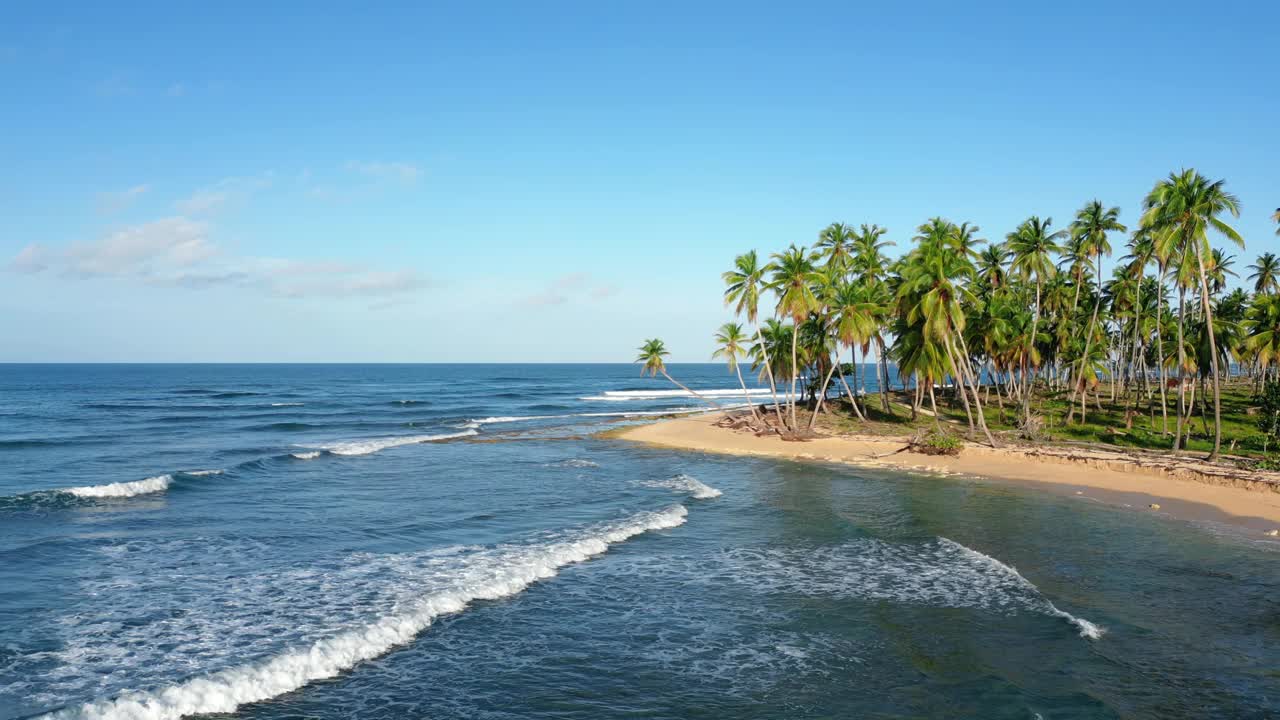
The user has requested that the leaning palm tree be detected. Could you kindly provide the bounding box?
[635,338,723,409]
[723,250,786,428]
[768,245,824,430]
[1068,200,1126,423]
[853,224,896,411]
[1007,216,1066,427]
[1248,252,1279,295]
[711,323,763,424]
[1142,169,1245,459]
[1273,208,1280,236]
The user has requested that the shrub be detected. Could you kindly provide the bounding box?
[910,428,963,456]
[1256,380,1280,453]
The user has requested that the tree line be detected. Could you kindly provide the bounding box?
[639,169,1280,461]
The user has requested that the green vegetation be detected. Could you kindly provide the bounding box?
[636,168,1280,463]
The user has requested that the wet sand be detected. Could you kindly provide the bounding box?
[619,414,1280,536]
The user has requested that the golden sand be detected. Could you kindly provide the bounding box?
[619,414,1280,534]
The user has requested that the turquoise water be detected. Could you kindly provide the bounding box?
[0,364,1276,719]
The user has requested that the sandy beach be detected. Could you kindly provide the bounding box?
[620,414,1280,534]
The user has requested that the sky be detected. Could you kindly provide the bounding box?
[1,1,1277,362]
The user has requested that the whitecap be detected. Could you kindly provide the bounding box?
[290,451,322,460]
[52,505,689,720]
[640,473,722,499]
[320,429,478,457]
[182,469,223,477]
[63,475,172,499]
[581,389,772,401]
[270,402,305,407]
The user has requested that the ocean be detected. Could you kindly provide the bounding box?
[0,364,1276,719]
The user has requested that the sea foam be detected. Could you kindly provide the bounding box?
[581,388,772,401]
[54,505,689,720]
[63,475,173,499]
[641,473,723,499]
[721,537,1104,641]
[321,429,477,457]
[939,538,1105,639]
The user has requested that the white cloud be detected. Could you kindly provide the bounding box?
[9,213,426,303]
[345,161,421,183]
[8,244,48,273]
[520,273,619,307]
[66,217,215,276]
[175,175,272,215]
[95,184,150,215]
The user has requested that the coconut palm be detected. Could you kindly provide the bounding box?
[825,280,881,422]
[1142,169,1245,459]
[853,224,896,411]
[712,323,762,423]
[1248,252,1279,295]
[635,339,722,410]
[815,223,856,274]
[1007,216,1066,426]
[1247,293,1280,374]
[1068,200,1126,423]
[722,250,786,427]
[767,245,824,430]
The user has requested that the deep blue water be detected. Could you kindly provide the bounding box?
[0,364,1276,720]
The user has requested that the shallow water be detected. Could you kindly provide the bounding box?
[0,364,1276,719]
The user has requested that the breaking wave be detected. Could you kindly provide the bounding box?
[64,475,173,499]
[51,505,690,720]
[581,388,772,402]
[721,537,1103,641]
[320,429,478,457]
[640,473,723,499]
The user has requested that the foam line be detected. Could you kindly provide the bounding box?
[939,538,1105,640]
[63,475,173,499]
[54,505,689,720]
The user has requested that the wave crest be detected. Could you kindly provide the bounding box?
[55,505,689,720]
[64,475,172,499]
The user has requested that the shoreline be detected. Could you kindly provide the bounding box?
[617,414,1280,536]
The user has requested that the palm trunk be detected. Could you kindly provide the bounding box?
[1155,265,1170,434]
[1191,241,1224,460]
[807,354,842,430]
[877,336,892,413]
[1023,279,1042,427]
[732,362,763,425]
[753,324,787,430]
[836,348,866,421]
[945,343,976,437]
[788,321,801,431]
[927,381,941,430]
[1174,286,1187,451]
[955,333,998,447]
[660,371,725,411]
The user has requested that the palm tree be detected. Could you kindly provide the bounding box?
[826,280,880,422]
[1273,208,1280,236]
[712,323,762,424]
[1248,252,1279,295]
[723,250,786,428]
[1142,169,1245,459]
[1247,293,1280,376]
[635,339,723,409]
[1007,216,1066,427]
[853,224,896,412]
[768,245,824,430]
[815,223,856,274]
[1068,200,1126,423]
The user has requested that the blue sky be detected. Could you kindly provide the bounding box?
[2,1,1277,362]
